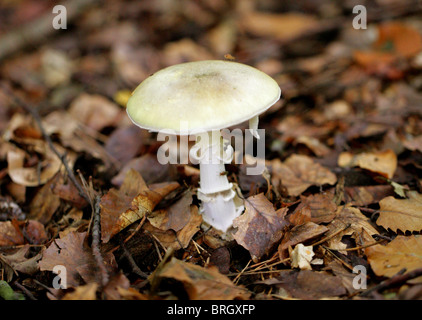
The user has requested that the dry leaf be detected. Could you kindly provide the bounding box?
[0,221,24,246]
[278,221,328,260]
[290,193,337,225]
[100,169,180,243]
[28,174,61,224]
[62,283,98,300]
[326,205,379,252]
[402,135,422,153]
[68,93,122,131]
[241,12,318,41]
[152,257,250,300]
[376,191,422,233]
[338,149,397,179]
[270,154,337,196]
[143,205,202,250]
[233,193,288,262]
[295,136,331,157]
[0,245,42,276]
[366,235,422,283]
[39,232,98,287]
[343,185,395,206]
[7,143,68,187]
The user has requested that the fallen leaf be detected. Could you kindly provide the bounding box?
[278,221,328,260]
[62,283,98,300]
[270,154,337,196]
[28,174,61,224]
[143,204,202,250]
[151,257,250,300]
[241,12,318,42]
[0,245,42,276]
[39,232,100,287]
[366,235,422,283]
[338,149,397,179]
[402,135,422,153]
[100,169,180,243]
[294,136,331,157]
[376,191,422,233]
[233,193,288,262]
[68,93,122,131]
[289,193,337,225]
[342,185,395,206]
[0,221,24,246]
[274,270,347,299]
[326,205,379,252]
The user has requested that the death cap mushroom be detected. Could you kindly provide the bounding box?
[126,60,281,135]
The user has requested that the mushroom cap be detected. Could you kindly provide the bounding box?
[126,60,281,135]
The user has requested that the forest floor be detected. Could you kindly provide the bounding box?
[0,0,422,301]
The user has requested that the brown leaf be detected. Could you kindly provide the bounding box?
[0,245,42,276]
[402,135,422,153]
[29,174,61,224]
[343,185,395,206]
[289,193,337,225]
[241,12,318,42]
[62,283,98,300]
[0,221,24,246]
[143,205,202,250]
[274,270,347,299]
[100,169,180,243]
[294,136,331,157]
[233,193,288,262]
[270,154,337,196]
[278,221,328,260]
[376,191,422,233]
[148,191,193,232]
[325,205,379,252]
[38,232,97,287]
[104,125,145,166]
[152,257,250,300]
[366,235,422,283]
[68,93,122,131]
[338,149,397,179]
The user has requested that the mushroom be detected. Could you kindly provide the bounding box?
[126,60,281,233]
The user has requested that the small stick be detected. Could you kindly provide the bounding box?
[361,267,422,297]
[311,223,351,246]
[91,195,109,287]
[119,240,148,279]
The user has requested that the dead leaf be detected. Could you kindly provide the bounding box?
[342,185,395,206]
[338,149,397,179]
[39,232,98,287]
[0,221,24,246]
[402,135,422,153]
[0,245,42,276]
[270,154,337,196]
[68,93,122,131]
[294,136,331,157]
[366,235,422,283]
[151,257,250,300]
[233,193,288,262]
[241,12,318,42]
[143,205,202,250]
[326,205,379,252]
[274,270,347,300]
[28,174,61,224]
[62,283,98,300]
[289,193,337,225]
[376,191,422,233]
[7,143,69,187]
[100,169,180,243]
[278,221,328,260]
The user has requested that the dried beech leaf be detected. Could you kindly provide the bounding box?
[270,154,337,196]
[100,169,180,243]
[62,283,98,300]
[290,193,337,225]
[0,221,24,246]
[338,149,397,179]
[377,191,422,232]
[233,193,288,262]
[38,232,97,287]
[366,235,422,283]
[152,257,250,300]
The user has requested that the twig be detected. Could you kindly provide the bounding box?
[311,223,351,246]
[360,267,422,297]
[91,195,109,287]
[14,282,37,300]
[1,83,91,205]
[119,240,148,279]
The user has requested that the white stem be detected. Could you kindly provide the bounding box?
[190,130,244,232]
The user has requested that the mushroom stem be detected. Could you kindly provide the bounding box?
[190,130,244,232]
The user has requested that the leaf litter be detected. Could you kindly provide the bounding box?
[0,0,422,301]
